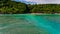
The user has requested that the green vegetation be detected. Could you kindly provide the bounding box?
[0,0,29,14]
[30,4,60,14]
[0,0,60,14]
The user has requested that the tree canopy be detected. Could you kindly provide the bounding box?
[29,4,60,14]
[0,0,60,14]
[0,0,29,14]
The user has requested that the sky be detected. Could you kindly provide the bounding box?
[15,0,60,4]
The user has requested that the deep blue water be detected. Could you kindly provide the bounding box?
[0,14,60,34]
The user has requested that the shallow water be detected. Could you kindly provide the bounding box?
[0,14,60,34]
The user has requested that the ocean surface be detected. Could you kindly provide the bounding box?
[0,14,60,34]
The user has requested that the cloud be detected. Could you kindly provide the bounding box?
[15,0,60,4]
[24,0,60,4]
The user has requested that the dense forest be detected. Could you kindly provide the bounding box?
[0,0,60,14]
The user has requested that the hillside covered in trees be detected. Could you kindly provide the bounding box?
[0,0,60,14]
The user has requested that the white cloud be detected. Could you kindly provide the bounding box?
[24,0,60,4]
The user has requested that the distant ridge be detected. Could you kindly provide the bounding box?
[22,1,36,4]
[14,0,36,4]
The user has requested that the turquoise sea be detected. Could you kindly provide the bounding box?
[0,14,60,34]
